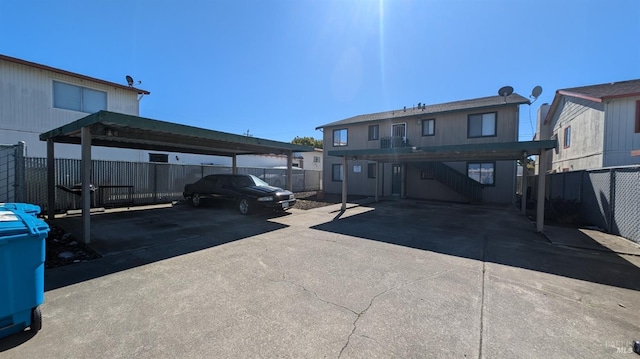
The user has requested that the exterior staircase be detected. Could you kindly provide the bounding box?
[421,162,483,202]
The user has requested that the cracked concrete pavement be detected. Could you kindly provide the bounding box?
[1,199,639,358]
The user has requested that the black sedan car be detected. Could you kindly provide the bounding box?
[183,174,296,214]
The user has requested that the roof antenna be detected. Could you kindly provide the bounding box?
[498,86,514,103]
[125,75,142,87]
[530,85,543,104]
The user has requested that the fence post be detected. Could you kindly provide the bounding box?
[153,163,158,203]
[15,141,26,202]
[609,168,615,233]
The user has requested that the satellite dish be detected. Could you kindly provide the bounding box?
[531,85,543,99]
[126,75,134,87]
[498,86,514,97]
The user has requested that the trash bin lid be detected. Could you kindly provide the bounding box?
[0,203,41,216]
[0,206,49,238]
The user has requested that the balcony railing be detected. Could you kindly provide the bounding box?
[380,136,410,149]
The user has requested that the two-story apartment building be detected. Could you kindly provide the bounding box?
[0,54,151,161]
[537,79,640,172]
[316,94,534,204]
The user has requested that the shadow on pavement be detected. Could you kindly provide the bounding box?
[312,200,640,292]
[0,330,36,353]
[45,204,289,291]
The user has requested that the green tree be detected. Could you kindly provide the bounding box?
[292,136,322,149]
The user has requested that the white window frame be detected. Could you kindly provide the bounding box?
[53,80,107,113]
[391,123,407,141]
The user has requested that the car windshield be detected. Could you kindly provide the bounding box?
[233,175,269,187]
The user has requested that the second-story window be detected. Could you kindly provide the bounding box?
[635,100,640,133]
[53,81,107,113]
[333,129,348,146]
[564,126,571,148]
[468,112,496,138]
[422,119,435,136]
[368,125,379,140]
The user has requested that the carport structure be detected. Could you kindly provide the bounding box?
[327,139,557,232]
[40,110,313,243]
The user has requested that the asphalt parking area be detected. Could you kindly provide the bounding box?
[2,200,639,358]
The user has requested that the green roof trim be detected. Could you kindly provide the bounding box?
[40,111,313,156]
[327,140,557,162]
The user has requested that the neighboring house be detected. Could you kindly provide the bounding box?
[0,54,150,161]
[538,79,640,172]
[296,148,323,171]
[316,94,532,204]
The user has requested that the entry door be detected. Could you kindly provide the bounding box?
[392,123,406,139]
[391,164,402,195]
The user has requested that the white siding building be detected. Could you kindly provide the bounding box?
[539,79,640,172]
[0,54,150,161]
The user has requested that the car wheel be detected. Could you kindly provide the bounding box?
[238,198,252,215]
[31,306,42,334]
[191,193,201,207]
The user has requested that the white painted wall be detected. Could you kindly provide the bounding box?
[297,150,323,171]
[0,58,144,160]
[603,96,640,167]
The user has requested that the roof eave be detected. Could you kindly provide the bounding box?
[317,98,530,129]
[1,54,150,95]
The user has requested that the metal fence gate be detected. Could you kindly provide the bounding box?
[0,142,25,203]
[547,166,640,244]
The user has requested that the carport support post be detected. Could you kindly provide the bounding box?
[374,161,379,202]
[232,155,237,174]
[536,149,547,233]
[47,139,55,220]
[341,156,348,211]
[287,151,293,191]
[81,126,92,244]
[521,151,528,215]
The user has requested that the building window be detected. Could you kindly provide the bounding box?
[392,123,406,139]
[564,126,571,148]
[467,162,495,185]
[53,81,107,113]
[367,163,376,178]
[635,100,640,133]
[368,125,379,140]
[332,163,343,181]
[420,168,434,179]
[468,112,496,138]
[333,129,348,147]
[313,156,320,163]
[149,153,169,163]
[422,119,435,136]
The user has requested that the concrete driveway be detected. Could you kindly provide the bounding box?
[1,200,639,358]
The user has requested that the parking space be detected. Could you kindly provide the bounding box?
[2,200,639,358]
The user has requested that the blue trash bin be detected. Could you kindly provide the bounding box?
[0,203,49,339]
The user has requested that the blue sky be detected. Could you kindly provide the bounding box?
[1,0,639,143]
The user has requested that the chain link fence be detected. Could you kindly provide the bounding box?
[546,166,639,244]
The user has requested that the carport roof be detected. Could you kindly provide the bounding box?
[40,111,313,156]
[327,140,557,162]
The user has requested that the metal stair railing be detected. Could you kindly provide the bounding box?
[423,162,483,202]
